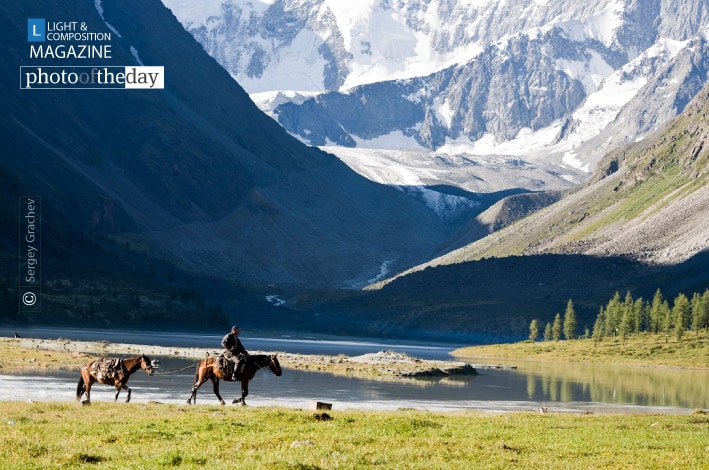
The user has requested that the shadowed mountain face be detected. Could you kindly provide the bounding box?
[0,0,464,301]
[3,0,705,340]
[290,85,709,341]
[284,251,709,343]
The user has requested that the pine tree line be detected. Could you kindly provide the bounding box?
[529,288,709,343]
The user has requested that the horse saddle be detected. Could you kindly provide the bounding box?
[92,357,122,381]
[218,354,246,381]
[217,355,236,379]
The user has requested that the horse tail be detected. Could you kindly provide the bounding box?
[76,375,85,400]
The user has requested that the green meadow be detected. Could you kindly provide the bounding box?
[453,332,709,369]
[1,402,708,469]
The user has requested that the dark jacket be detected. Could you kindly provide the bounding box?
[221,333,247,358]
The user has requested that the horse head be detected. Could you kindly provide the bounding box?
[268,354,282,376]
[140,354,155,375]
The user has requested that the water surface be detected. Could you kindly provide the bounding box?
[2,329,706,413]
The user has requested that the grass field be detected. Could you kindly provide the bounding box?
[453,332,709,369]
[1,402,708,469]
[0,338,92,373]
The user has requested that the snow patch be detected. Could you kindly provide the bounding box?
[449,124,564,159]
[556,0,624,47]
[351,130,423,152]
[367,260,394,284]
[130,46,144,66]
[408,186,479,219]
[238,28,330,93]
[434,98,455,129]
[94,0,122,37]
[556,49,614,93]
[265,295,286,307]
[646,38,691,60]
[162,0,235,27]
[325,146,579,196]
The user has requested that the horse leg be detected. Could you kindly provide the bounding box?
[232,380,248,406]
[187,369,203,405]
[187,383,199,405]
[84,384,91,405]
[80,370,94,405]
[187,379,201,405]
[111,382,130,402]
[212,378,225,405]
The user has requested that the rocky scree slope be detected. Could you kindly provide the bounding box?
[371,81,709,288]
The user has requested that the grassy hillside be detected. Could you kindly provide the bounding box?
[453,332,709,369]
[374,82,709,286]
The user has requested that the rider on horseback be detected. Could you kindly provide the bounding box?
[221,325,248,381]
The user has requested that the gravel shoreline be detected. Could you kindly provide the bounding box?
[6,337,482,380]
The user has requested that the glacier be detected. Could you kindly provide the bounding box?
[162,0,709,186]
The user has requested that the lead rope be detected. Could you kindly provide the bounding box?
[152,355,274,375]
[152,361,201,375]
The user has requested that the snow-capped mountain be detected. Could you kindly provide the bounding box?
[163,0,492,93]
[163,0,709,186]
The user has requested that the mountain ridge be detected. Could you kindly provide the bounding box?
[3,0,706,340]
[165,0,709,185]
[278,81,709,341]
[369,81,709,290]
[1,0,476,331]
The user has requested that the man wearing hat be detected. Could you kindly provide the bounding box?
[221,325,248,381]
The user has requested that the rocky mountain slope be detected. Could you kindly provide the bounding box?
[286,83,708,341]
[165,0,709,181]
[379,81,709,283]
[0,0,481,330]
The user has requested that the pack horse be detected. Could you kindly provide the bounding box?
[76,354,156,405]
[187,354,282,406]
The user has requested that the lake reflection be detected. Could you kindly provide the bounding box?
[1,354,706,413]
[2,329,706,413]
[458,356,709,411]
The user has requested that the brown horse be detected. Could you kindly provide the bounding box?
[186,354,282,406]
[76,354,155,405]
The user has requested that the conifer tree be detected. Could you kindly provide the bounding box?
[678,293,691,329]
[552,313,562,341]
[649,289,665,334]
[661,295,673,335]
[619,295,633,340]
[529,319,539,343]
[604,291,622,335]
[622,291,635,329]
[634,298,647,333]
[563,299,577,340]
[592,306,605,345]
[673,293,690,340]
[701,290,709,331]
[690,292,703,334]
[543,322,553,341]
